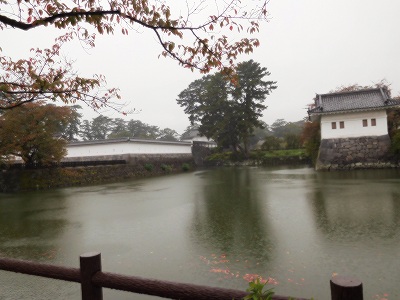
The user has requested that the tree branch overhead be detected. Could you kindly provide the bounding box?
[0,0,269,109]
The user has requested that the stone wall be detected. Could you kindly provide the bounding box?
[0,154,194,192]
[316,135,395,170]
[192,144,213,166]
[61,153,193,165]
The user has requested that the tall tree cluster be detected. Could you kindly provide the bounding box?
[177,60,277,156]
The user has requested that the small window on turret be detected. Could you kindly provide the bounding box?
[371,119,376,126]
[331,122,337,129]
[363,119,368,127]
[340,121,344,129]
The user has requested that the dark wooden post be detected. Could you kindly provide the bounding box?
[330,275,363,300]
[80,252,103,300]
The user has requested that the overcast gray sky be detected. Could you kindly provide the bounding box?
[2,0,400,134]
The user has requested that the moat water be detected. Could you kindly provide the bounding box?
[0,166,399,299]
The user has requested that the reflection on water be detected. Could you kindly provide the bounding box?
[307,170,400,300]
[190,168,275,289]
[192,168,273,259]
[0,167,399,299]
[311,170,400,243]
[0,190,68,260]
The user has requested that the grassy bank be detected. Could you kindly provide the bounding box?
[205,149,311,166]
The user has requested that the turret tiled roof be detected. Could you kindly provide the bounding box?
[308,88,400,116]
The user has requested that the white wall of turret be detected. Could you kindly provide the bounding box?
[320,110,388,139]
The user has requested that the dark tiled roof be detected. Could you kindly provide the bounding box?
[308,88,400,115]
[68,138,191,147]
[180,129,200,140]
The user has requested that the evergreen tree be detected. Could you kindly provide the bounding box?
[177,60,277,156]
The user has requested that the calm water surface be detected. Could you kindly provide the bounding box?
[0,166,399,299]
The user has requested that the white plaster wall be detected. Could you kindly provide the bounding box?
[66,141,192,158]
[320,110,388,139]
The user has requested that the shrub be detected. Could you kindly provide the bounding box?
[261,136,281,151]
[301,121,320,165]
[390,129,400,159]
[182,163,190,171]
[144,163,154,172]
[243,277,274,300]
[160,164,172,172]
[206,151,232,161]
[284,133,302,149]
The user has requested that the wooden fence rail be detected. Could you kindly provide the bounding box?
[0,252,362,300]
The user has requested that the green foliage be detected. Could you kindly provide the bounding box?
[108,118,130,139]
[243,278,274,300]
[259,149,305,158]
[270,118,287,137]
[181,163,190,171]
[76,115,179,141]
[160,164,172,172]
[284,133,302,150]
[390,129,400,159]
[247,122,272,149]
[177,60,277,157]
[144,163,154,172]
[126,119,160,139]
[206,151,233,161]
[270,119,303,138]
[301,121,321,165]
[207,149,306,165]
[205,151,247,162]
[261,136,282,151]
[388,108,400,137]
[90,115,113,140]
[59,105,82,141]
[158,128,179,141]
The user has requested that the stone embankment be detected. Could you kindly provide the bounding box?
[316,135,397,170]
[0,154,193,192]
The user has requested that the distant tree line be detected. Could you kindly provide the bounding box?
[76,115,179,142]
[50,105,180,142]
[257,119,305,151]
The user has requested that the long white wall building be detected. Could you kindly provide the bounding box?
[66,138,192,158]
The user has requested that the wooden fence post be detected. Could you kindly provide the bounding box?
[330,275,363,300]
[80,252,103,300]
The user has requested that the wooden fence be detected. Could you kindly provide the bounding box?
[0,252,363,300]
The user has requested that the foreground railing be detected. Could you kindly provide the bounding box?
[0,252,363,300]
